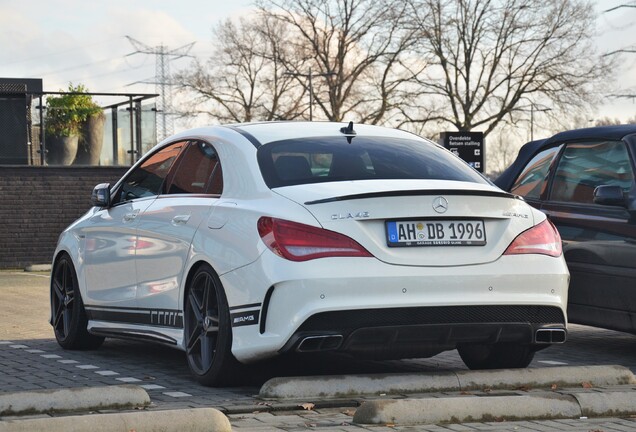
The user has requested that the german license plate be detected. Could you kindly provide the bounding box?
[386,220,486,247]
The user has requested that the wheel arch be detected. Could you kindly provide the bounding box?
[52,243,83,287]
[52,248,70,265]
[184,258,212,286]
[181,259,227,311]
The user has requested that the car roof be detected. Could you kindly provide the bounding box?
[494,124,636,191]
[153,121,431,159]
[544,124,636,145]
[228,121,427,146]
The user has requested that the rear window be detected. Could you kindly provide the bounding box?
[257,136,488,188]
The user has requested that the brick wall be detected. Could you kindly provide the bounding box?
[0,166,128,269]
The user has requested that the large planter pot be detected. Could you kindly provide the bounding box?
[74,112,106,166]
[46,135,79,165]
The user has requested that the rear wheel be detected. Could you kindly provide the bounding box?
[457,342,535,370]
[184,264,239,386]
[51,254,104,350]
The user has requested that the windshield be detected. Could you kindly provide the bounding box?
[257,136,488,188]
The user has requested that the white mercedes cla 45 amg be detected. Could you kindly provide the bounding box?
[50,122,569,386]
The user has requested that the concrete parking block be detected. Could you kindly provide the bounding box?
[353,394,582,425]
[259,372,460,399]
[259,365,636,399]
[572,391,636,418]
[352,391,636,426]
[23,264,51,272]
[0,407,231,432]
[456,365,636,391]
[0,385,150,416]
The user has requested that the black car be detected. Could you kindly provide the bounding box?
[496,125,636,334]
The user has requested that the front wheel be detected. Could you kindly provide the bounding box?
[184,264,239,386]
[50,254,104,350]
[457,342,535,370]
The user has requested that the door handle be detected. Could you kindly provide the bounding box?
[171,214,191,225]
[123,210,139,222]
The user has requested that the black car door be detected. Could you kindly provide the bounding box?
[540,139,636,332]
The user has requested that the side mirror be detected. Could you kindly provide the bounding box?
[91,183,111,207]
[593,185,626,207]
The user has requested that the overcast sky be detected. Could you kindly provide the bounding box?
[1,0,635,130]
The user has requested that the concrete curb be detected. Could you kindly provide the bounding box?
[0,385,150,416]
[353,393,580,425]
[23,264,51,272]
[0,408,231,432]
[352,391,636,425]
[260,372,459,399]
[455,364,636,391]
[259,365,636,399]
[573,391,636,417]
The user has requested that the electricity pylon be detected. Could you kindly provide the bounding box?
[126,36,195,141]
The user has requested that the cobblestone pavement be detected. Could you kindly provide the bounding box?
[3,271,636,431]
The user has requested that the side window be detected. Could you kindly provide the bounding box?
[510,146,561,199]
[114,141,185,204]
[167,141,223,195]
[550,140,634,204]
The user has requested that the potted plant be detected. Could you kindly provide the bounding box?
[45,84,102,165]
[75,108,106,165]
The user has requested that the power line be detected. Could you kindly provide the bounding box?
[63,62,153,87]
[33,56,125,77]
[125,36,195,141]
[3,37,121,66]
[604,4,636,13]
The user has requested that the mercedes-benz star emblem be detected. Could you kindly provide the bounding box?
[432,196,449,214]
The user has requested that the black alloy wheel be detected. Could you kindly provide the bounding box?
[184,264,238,386]
[51,254,104,350]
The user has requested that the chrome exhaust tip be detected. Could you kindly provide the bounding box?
[535,328,567,344]
[296,335,343,352]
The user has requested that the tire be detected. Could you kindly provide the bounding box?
[457,342,535,370]
[51,254,105,350]
[184,264,240,386]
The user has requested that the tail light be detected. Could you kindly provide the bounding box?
[257,217,372,261]
[504,219,562,257]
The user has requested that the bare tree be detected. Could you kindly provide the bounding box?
[257,0,420,124]
[404,0,613,136]
[176,13,305,123]
[486,125,526,175]
[593,115,636,126]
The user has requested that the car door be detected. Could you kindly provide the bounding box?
[135,140,223,320]
[540,139,636,331]
[82,141,186,312]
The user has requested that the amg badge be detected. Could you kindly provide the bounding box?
[230,310,260,327]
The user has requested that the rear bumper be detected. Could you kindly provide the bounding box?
[220,253,569,363]
[279,305,566,359]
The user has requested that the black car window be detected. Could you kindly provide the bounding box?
[167,141,223,195]
[114,141,185,204]
[510,145,562,199]
[258,136,488,188]
[550,140,634,204]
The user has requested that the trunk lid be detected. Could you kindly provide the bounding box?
[274,179,535,266]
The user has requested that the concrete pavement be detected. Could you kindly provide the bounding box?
[4,270,636,431]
